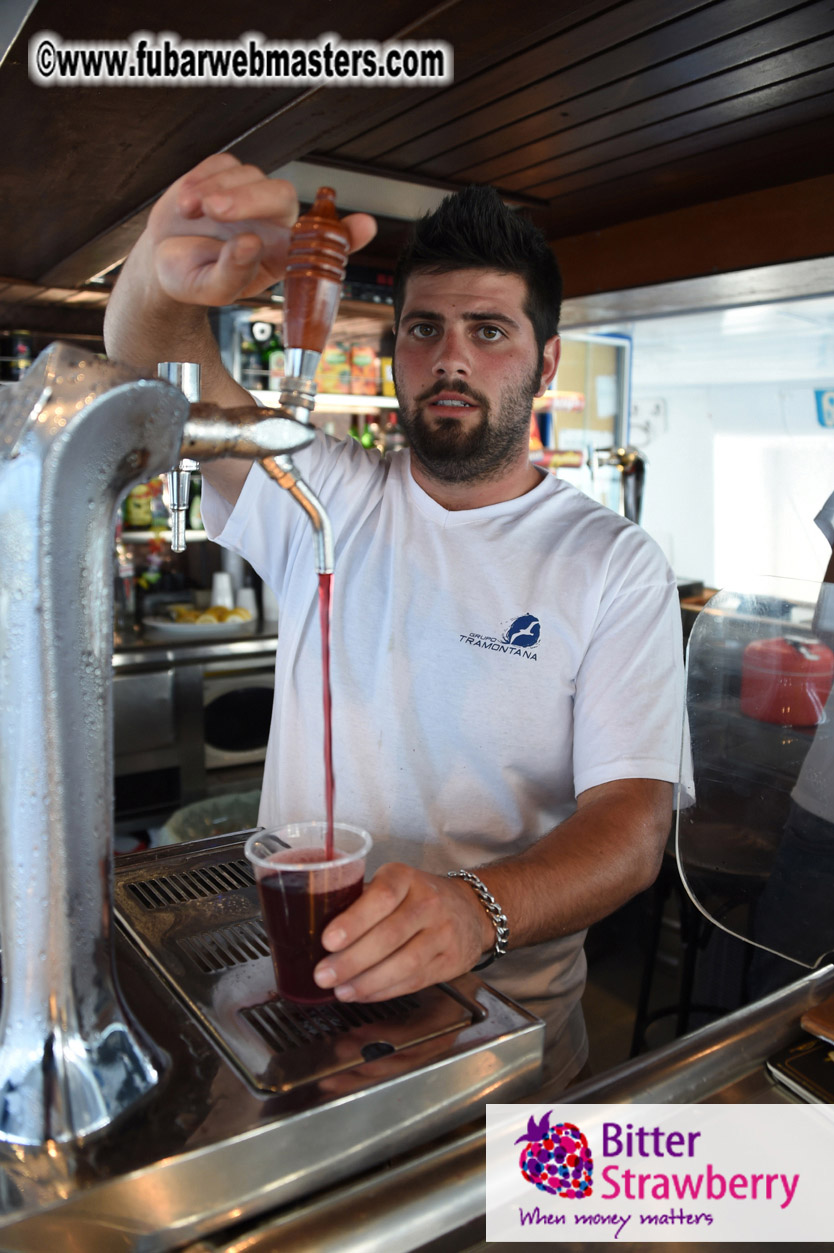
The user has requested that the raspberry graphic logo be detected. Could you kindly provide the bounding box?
[516,1112,594,1198]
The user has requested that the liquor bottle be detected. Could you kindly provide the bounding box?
[380,329,396,397]
[268,339,286,389]
[0,330,32,381]
[384,412,406,453]
[249,320,282,390]
[188,473,204,531]
[113,520,136,631]
[149,475,169,530]
[238,332,262,390]
[122,481,154,529]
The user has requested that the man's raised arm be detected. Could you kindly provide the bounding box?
[103,153,376,506]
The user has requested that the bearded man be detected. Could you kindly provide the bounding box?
[105,156,686,1088]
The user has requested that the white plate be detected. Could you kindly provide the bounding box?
[143,615,254,639]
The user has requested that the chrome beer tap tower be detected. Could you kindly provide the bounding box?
[0,189,348,1145]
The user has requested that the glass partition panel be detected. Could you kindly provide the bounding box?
[678,578,834,990]
[537,333,635,516]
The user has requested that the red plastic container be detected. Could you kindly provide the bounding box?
[740,636,834,727]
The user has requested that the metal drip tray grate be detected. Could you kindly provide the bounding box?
[114,832,475,1093]
[126,856,253,909]
[179,915,271,972]
[241,992,420,1052]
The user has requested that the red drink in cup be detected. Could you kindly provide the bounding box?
[244,822,371,1004]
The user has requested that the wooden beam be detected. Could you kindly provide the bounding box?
[0,302,105,338]
[553,172,834,297]
[560,257,834,327]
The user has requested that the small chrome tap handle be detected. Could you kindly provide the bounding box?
[159,361,201,550]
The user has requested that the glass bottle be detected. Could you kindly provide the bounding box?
[188,473,204,531]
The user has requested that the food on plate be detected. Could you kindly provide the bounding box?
[192,605,253,625]
[165,604,254,627]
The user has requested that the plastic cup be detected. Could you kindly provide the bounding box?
[211,571,234,609]
[236,587,258,617]
[244,822,372,1004]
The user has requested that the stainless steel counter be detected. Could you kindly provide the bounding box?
[178,964,834,1253]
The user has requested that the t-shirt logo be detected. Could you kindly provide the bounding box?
[459,614,540,661]
[503,614,541,648]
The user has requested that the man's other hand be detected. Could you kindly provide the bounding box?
[314,862,494,1001]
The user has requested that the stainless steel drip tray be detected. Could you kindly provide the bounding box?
[0,836,541,1251]
[114,831,477,1094]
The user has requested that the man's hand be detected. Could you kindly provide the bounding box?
[105,153,376,368]
[103,153,377,503]
[313,863,494,1002]
[146,153,377,308]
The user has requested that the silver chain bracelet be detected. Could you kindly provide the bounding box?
[447,869,509,970]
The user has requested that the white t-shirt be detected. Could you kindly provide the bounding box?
[203,435,686,1086]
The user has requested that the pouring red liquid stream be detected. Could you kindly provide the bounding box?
[318,571,335,859]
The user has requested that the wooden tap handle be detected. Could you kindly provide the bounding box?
[283,187,351,354]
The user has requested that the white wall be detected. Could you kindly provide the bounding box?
[636,382,834,586]
[616,298,834,589]
[632,386,714,580]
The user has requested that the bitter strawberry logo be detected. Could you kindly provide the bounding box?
[516,1112,594,1198]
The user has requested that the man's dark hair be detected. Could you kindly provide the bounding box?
[393,185,562,355]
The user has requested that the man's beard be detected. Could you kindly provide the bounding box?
[394,371,541,484]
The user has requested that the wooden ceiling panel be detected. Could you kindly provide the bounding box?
[1,0,440,280]
[447,37,834,184]
[531,110,834,237]
[331,0,718,164]
[494,71,834,198]
[371,0,829,175]
[521,86,834,201]
[0,0,832,301]
[311,0,622,159]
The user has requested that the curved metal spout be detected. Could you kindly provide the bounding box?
[589,444,647,524]
[261,454,334,575]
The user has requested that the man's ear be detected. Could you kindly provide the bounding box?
[536,334,561,397]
